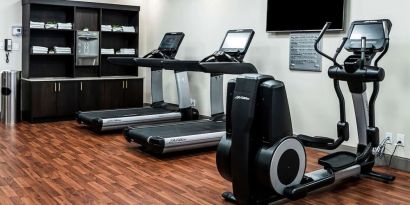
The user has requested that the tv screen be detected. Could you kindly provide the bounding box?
[266,0,345,32]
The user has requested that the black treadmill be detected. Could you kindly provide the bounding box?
[77,32,199,132]
[118,29,258,154]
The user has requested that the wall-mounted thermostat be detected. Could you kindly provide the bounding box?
[12,26,22,37]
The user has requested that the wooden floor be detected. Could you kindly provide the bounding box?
[0,121,408,205]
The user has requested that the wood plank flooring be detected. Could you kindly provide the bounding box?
[0,121,408,204]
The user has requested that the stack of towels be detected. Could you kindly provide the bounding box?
[53,46,72,54]
[111,26,136,32]
[57,23,73,30]
[112,26,123,32]
[101,48,115,55]
[32,46,48,54]
[101,25,113,32]
[116,48,136,55]
[122,26,135,33]
[30,21,45,29]
[45,23,57,29]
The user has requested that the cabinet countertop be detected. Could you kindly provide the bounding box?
[22,76,144,82]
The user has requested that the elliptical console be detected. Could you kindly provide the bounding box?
[216,19,395,204]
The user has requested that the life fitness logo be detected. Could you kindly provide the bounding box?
[169,138,187,144]
[234,96,250,101]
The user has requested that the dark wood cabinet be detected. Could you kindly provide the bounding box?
[103,79,144,109]
[123,79,143,108]
[56,81,78,117]
[30,81,58,119]
[28,81,78,119]
[22,78,143,122]
[103,80,125,109]
[78,80,104,111]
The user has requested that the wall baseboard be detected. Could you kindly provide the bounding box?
[316,145,410,172]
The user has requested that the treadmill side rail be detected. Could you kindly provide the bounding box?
[100,112,182,131]
[161,131,226,153]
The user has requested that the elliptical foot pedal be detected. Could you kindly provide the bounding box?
[297,135,335,148]
[319,152,357,172]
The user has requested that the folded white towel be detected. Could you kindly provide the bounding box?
[30,21,45,29]
[45,23,57,29]
[54,46,71,50]
[30,21,45,25]
[32,51,48,54]
[112,27,123,32]
[122,26,135,32]
[32,46,49,51]
[101,48,115,54]
[57,23,73,30]
[53,47,72,54]
[32,46,49,54]
[53,46,71,54]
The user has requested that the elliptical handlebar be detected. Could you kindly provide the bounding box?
[315,22,344,69]
[360,37,367,70]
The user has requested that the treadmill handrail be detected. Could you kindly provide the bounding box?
[108,57,204,72]
[199,62,258,74]
[108,57,163,71]
[108,57,258,74]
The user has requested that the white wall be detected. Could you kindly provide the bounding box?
[138,0,410,159]
[0,0,22,71]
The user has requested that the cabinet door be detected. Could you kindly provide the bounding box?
[123,79,143,108]
[79,80,104,111]
[103,80,125,109]
[30,81,57,119]
[56,81,78,117]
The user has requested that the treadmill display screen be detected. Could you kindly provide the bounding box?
[350,24,384,40]
[221,32,252,51]
[159,34,184,50]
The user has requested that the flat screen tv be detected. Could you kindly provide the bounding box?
[266,0,345,32]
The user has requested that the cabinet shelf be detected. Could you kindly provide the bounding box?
[31,53,73,56]
[30,28,75,32]
[101,31,138,34]
[101,54,138,57]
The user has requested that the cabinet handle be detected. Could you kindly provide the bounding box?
[54,83,57,92]
[126,81,128,89]
[122,81,125,89]
[80,82,83,91]
[58,83,61,92]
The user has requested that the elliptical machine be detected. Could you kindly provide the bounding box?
[216,19,395,204]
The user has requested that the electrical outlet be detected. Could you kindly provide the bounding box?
[385,132,393,144]
[190,99,196,107]
[396,133,405,147]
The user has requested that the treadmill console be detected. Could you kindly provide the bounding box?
[345,19,391,52]
[158,32,185,58]
[219,29,255,61]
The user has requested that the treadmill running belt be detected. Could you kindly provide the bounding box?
[127,120,225,138]
[78,107,174,119]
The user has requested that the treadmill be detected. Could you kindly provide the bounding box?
[77,32,199,132]
[115,29,258,154]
